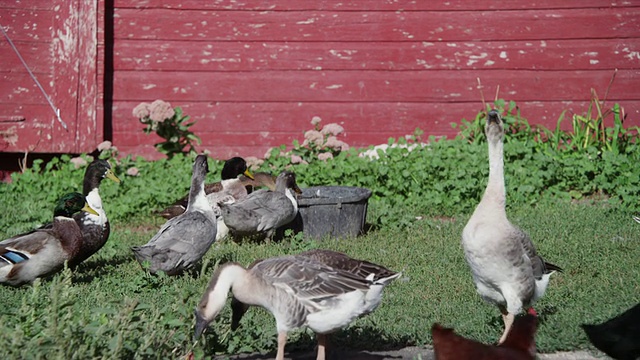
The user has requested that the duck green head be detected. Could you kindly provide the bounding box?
[54,192,99,218]
[222,157,254,180]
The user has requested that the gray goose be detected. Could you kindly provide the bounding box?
[461,110,562,344]
[219,170,301,241]
[131,155,217,275]
[194,251,401,360]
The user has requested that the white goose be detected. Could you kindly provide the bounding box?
[461,110,562,344]
[194,251,401,360]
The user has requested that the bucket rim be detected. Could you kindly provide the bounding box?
[297,186,372,206]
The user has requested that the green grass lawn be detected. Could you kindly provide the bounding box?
[1,198,638,359]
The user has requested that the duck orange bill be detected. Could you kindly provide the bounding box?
[82,202,99,216]
[243,169,255,180]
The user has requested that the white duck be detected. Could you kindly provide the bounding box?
[461,110,562,344]
[194,251,401,360]
[131,155,217,275]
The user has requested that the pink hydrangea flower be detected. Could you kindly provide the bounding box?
[303,130,324,146]
[317,152,333,161]
[311,116,322,126]
[324,136,349,151]
[70,157,88,169]
[148,100,175,122]
[245,156,263,169]
[132,102,151,119]
[97,140,112,151]
[290,154,304,164]
[320,123,344,136]
[126,167,139,176]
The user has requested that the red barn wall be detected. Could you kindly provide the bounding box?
[3,1,639,160]
[0,0,102,155]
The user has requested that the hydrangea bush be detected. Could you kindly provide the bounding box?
[133,100,201,158]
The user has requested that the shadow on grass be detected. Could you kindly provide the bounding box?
[71,254,134,283]
[211,325,412,360]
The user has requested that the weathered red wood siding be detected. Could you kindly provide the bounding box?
[4,1,639,160]
[109,0,640,160]
[0,0,102,154]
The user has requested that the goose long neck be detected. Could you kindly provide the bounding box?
[202,264,252,321]
[482,139,506,209]
[186,173,206,210]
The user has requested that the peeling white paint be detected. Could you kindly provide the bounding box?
[585,52,598,56]
[143,84,156,90]
[326,84,343,89]
[466,53,488,66]
[446,43,458,47]
[484,60,495,66]
[297,18,316,25]
[622,47,640,60]
[249,23,266,28]
[329,49,357,60]
[309,82,318,89]
[416,59,432,68]
[590,59,599,65]
[499,51,507,59]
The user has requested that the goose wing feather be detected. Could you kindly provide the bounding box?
[252,255,371,302]
[146,211,215,254]
[299,249,398,281]
[511,226,561,279]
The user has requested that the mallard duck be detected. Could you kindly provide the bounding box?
[159,157,258,220]
[219,170,301,240]
[461,110,562,344]
[131,155,217,275]
[69,159,120,267]
[1,193,98,286]
[194,251,401,360]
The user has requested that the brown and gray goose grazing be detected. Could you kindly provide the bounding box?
[219,170,301,241]
[461,110,562,344]
[194,250,401,360]
[229,249,400,329]
[131,155,217,275]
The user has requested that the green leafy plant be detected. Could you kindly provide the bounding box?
[133,100,201,158]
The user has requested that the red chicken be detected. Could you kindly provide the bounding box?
[432,308,538,360]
